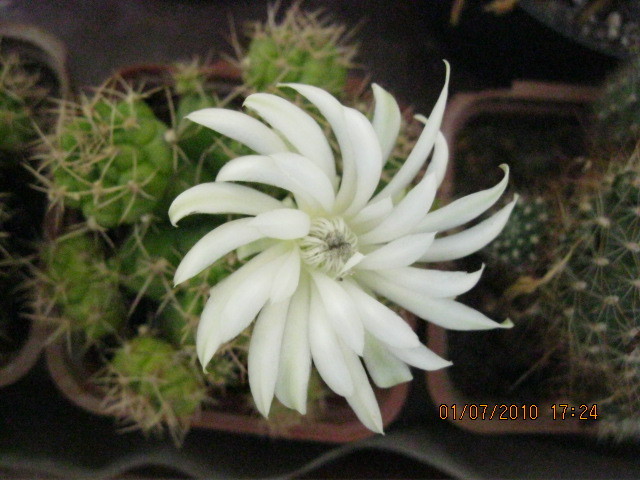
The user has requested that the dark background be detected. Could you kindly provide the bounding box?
[0,1,636,478]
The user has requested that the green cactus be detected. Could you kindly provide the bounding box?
[593,54,640,155]
[117,218,225,303]
[35,232,125,342]
[37,85,174,228]
[101,334,208,445]
[240,4,357,96]
[0,52,50,153]
[170,61,239,171]
[544,152,640,440]
[482,195,554,277]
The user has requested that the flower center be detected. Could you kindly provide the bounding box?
[299,217,358,277]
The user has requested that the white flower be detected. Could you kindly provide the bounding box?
[169,61,515,433]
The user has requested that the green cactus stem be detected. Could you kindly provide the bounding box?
[101,334,208,445]
[545,151,640,440]
[36,84,174,228]
[240,3,357,96]
[482,194,554,277]
[33,232,125,343]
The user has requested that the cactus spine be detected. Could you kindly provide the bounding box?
[36,84,174,228]
[240,3,357,96]
[543,151,640,440]
[102,334,208,445]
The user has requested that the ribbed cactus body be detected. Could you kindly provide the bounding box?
[551,156,640,439]
[241,6,356,96]
[105,335,207,443]
[483,195,553,277]
[42,233,125,341]
[47,93,173,228]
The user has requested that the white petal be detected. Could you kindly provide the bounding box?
[310,271,364,355]
[248,299,290,417]
[249,208,310,239]
[275,274,312,414]
[196,244,288,367]
[416,164,510,233]
[359,271,512,330]
[336,252,365,278]
[342,280,420,349]
[168,182,283,226]
[174,218,261,285]
[244,93,335,182]
[279,83,356,210]
[373,61,450,201]
[339,341,384,433]
[271,152,336,213]
[349,197,393,233]
[363,333,413,388]
[269,246,301,303]
[174,209,307,285]
[361,265,484,298]
[420,195,518,262]
[217,153,335,213]
[356,233,436,270]
[218,253,290,342]
[196,288,224,369]
[341,107,383,217]
[420,129,449,189]
[186,108,287,154]
[360,173,437,245]
[386,343,452,371]
[236,238,277,261]
[308,282,354,397]
[372,83,401,162]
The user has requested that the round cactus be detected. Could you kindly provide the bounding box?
[240,4,357,96]
[102,334,208,445]
[482,194,555,277]
[36,232,125,342]
[38,86,174,228]
[545,152,640,440]
[593,54,640,155]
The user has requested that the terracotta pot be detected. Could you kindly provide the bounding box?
[42,60,411,443]
[46,318,412,443]
[427,81,602,435]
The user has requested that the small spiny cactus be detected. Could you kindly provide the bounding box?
[482,195,554,277]
[101,333,208,445]
[240,3,357,96]
[33,231,126,343]
[544,151,640,440]
[35,83,174,228]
